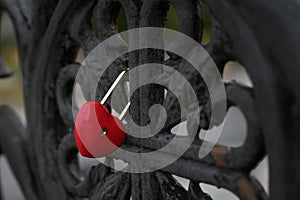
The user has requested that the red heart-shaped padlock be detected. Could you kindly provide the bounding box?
[74,101,126,158]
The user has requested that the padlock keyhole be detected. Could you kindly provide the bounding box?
[100,127,108,136]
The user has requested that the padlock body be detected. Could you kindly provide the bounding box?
[74,101,126,158]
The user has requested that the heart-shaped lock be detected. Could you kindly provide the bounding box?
[74,69,129,158]
[74,101,126,157]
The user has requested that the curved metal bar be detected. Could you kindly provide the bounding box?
[56,64,81,126]
[69,1,100,56]
[57,133,112,197]
[209,82,266,171]
[0,105,37,200]
[205,1,300,199]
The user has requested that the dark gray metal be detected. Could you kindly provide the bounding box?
[0,0,299,199]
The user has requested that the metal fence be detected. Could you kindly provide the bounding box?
[1,0,300,199]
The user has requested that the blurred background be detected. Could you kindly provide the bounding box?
[0,5,268,200]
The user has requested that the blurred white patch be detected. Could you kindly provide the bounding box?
[75,48,84,63]
[251,157,269,194]
[171,121,188,136]
[223,61,253,87]
[172,175,189,190]
[200,106,247,148]
[113,159,128,171]
[200,183,239,200]
[73,83,87,108]
[172,107,247,147]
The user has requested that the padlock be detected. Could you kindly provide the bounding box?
[74,69,130,158]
